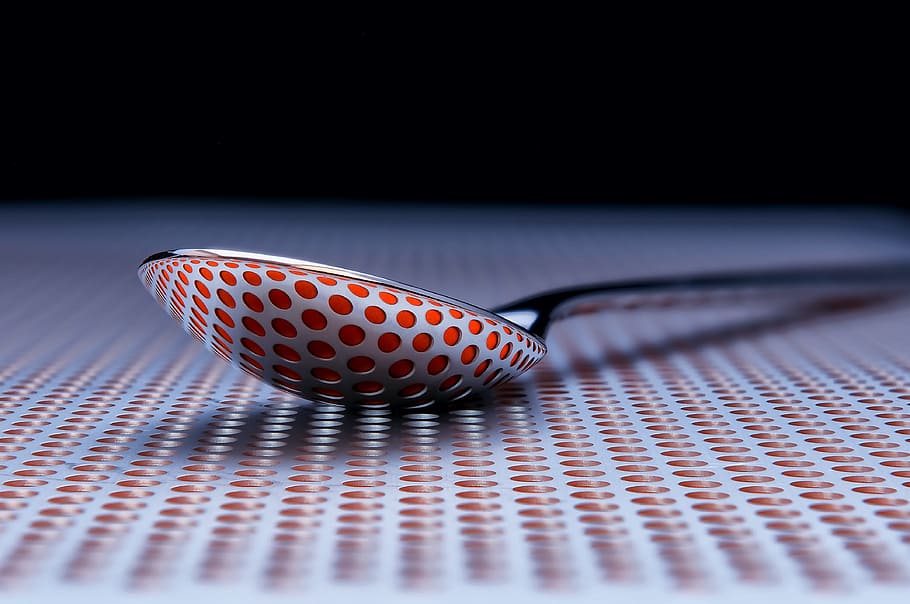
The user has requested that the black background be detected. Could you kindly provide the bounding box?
[1,11,903,205]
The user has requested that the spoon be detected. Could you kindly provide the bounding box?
[139,249,910,407]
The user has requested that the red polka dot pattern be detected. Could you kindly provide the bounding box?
[140,252,546,406]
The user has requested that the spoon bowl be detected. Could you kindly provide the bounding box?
[139,249,547,406]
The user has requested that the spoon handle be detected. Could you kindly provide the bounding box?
[493,262,910,337]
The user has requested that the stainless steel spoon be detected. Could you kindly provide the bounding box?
[139,249,910,406]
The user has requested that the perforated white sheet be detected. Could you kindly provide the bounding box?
[1,202,909,603]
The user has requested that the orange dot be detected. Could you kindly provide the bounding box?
[215,308,235,328]
[412,333,433,352]
[365,306,386,324]
[427,355,449,375]
[268,289,292,310]
[405,296,423,306]
[378,332,401,353]
[354,381,383,395]
[388,359,415,379]
[302,309,327,330]
[347,356,376,373]
[396,310,416,328]
[440,375,462,391]
[217,289,236,309]
[243,271,262,286]
[244,263,260,268]
[379,292,398,305]
[178,271,189,286]
[266,270,286,281]
[339,325,366,346]
[449,308,464,319]
[426,310,443,325]
[468,319,483,335]
[225,262,239,269]
[199,267,214,281]
[311,367,341,383]
[294,280,317,299]
[241,338,265,356]
[242,316,266,336]
[307,341,335,359]
[316,276,337,286]
[183,263,194,272]
[500,342,513,360]
[329,295,353,315]
[271,318,297,338]
[242,292,264,312]
[461,345,478,364]
[348,284,369,298]
[399,383,427,397]
[511,350,522,366]
[275,343,302,362]
[444,326,461,346]
[502,326,513,335]
[474,359,491,377]
[483,369,502,385]
[213,324,233,344]
[274,365,301,380]
[486,332,500,350]
[192,295,209,315]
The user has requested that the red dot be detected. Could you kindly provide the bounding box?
[217,289,236,309]
[215,308,235,328]
[268,289,292,310]
[242,292,264,312]
[274,343,302,362]
[273,365,301,380]
[461,345,478,364]
[307,340,335,359]
[439,375,462,391]
[347,356,375,373]
[412,333,433,352]
[379,292,398,304]
[378,332,401,353]
[348,284,369,298]
[243,271,262,286]
[396,310,416,328]
[311,367,341,383]
[511,350,522,366]
[317,276,337,286]
[486,332,500,350]
[199,267,214,281]
[302,309,327,330]
[500,342,513,360]
[242,316,266,336]
[388,359,415,378]
[339,325,366,346]
[399,383,427,397]
[365,306,386,324]
[354,381,383,395]
[483,369,502,386]
[405,296,423,306]
[502,326,513,335]
[240,353,263,369]
[194,280,211,298]
[213,324,233,344]
[266,269,286,281]
[294,280,317,299]
[271,318,297,338]
[444,326,461,346]
[449,308,464,319]
[427,355,449,375]
[426,310,443,325]
[468,320,483,334]
[474,359,491,377]
[241,338,265,356]
[312,387,343,399]
[329,295,353,315]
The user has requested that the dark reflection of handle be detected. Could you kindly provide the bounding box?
[494,263,910,337]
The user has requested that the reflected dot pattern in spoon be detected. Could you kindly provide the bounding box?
[139,254,546,406]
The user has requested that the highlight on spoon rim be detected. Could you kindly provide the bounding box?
[138,248,547,407]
